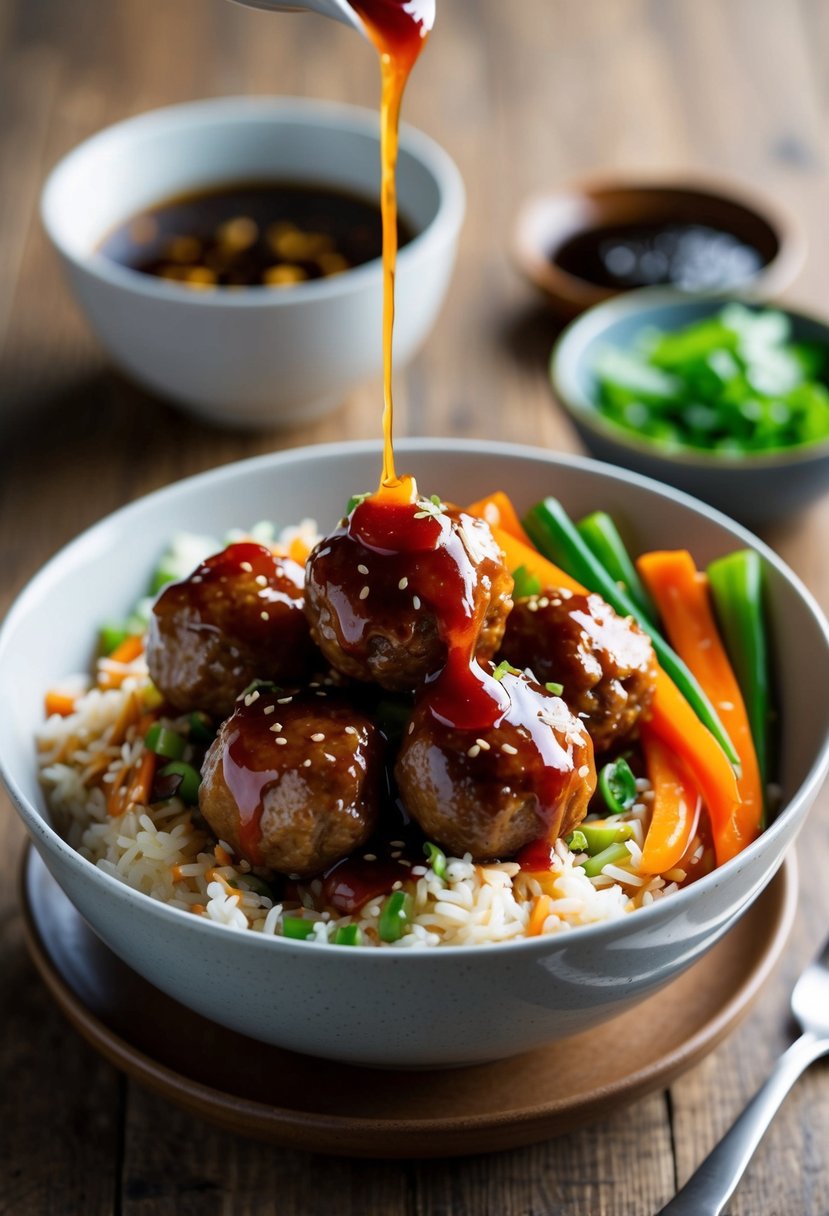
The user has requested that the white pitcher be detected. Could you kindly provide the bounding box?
[228,0,365,35]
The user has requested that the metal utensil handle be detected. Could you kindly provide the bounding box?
[227,0,361,30]
[657,1031,829,1216]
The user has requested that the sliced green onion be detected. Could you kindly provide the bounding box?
[566,829,588,853]
[144,724,186,760]
[188,711,215,744]
[150,564,179,595]
[282,916,316,940]
[346,491,371,514]
[576,511,659,627]
[333,924,362,946]
[423,841,447,879]
[580,820,635,854]
[239,678,281,700]
[493,660,519,682]
[158,760,201,804]
[707,549,771,804]
[378,891,413,943]
[598,757,638,815]
[100,623,130,656]
[579,841,631,878]
[545,681,564,696]
[523,497,740,770]
[512,564,542,599]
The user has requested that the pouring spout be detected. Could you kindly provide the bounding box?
[227,0,366,36]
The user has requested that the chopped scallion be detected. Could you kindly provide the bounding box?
[378,891,413,943]
[158,760,201,804]
[144,724,186,761]
[282,917,316,940]
[545,681,564,696]
[423,841,447,879]
[511,564,542,599]
[333,924,362,946]
[598,757,638,815]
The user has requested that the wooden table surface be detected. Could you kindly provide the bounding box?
[2,0,828,1211]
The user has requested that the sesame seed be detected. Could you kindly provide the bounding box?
[578,764,590,778]
[274,736,287,746]
[255,574,268,587]
[475,738,491,751]
[527,601,538,612]
[392,881,402,891]
[277,696,293,704]
[260,611,270,621]
[412,595,421,610]
[407,722,415,734]
[363,853,377,862]
[399,859,412,867]
[502,743,518,755]
[264,705,275,715]
[324,752,336,762]
[302,758,312,767]
[315,691,326,697]
[359,585,370,600]
[309,681,320,688]
[310,732,325,742]
[358,564,369,575]
[390,840,406,848]
[391,850,402,859]
[467,744,481,758]
[398,577,409,590]
[240,561,253,573]
[344,726,358,736]
[243,690,260,706]
[191,575,203,584]
[269,723,282,733]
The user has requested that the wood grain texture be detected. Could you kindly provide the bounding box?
[0,0,827,1213]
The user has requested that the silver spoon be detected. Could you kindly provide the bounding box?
[658,933,829,1215]
[227,0,366,36]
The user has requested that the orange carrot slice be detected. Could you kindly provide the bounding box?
[638,550,763,862]
[640,726,702,874]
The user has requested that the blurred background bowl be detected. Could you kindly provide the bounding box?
[513,175,804,318]
[550,289,829,526]
[40,96,465,430]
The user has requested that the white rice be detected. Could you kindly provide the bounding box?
[35,525,702,949]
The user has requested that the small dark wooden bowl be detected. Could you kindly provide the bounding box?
[513,175,805,317]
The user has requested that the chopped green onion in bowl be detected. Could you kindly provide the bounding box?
[592,303,829,456]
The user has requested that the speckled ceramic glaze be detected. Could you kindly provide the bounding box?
[2,441,828,1068]
[551,291,829,526]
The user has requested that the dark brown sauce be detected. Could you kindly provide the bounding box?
[553,221,764,292]
[97,180,415,289]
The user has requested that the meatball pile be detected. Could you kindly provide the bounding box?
[144,494,659,881]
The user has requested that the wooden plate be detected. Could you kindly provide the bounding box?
[20,845,797,1158]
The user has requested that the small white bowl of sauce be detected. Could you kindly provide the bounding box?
[41,96,465,429]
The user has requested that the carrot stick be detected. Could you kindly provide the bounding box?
[127,750,157,808]
[108,635,144,665]
[466,491,534,545]
[527,894,553,936]
[647,669,741,865]
[44,691,77,718]
[485,524,587,597]
[640,726,702,874]
[638,550,763,862]
[107,763,131,816]
[470,499,742,864]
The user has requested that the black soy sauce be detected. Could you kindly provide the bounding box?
[98,180,416,290]
[552,221,766,293]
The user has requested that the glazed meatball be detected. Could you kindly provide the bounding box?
[147,542,317,717]
[395,668,595,861]
[199,688,382,875]
[305,498,513,692]
[499,589,657,754]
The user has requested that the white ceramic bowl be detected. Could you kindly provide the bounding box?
[40,98,465,429]
[2,440,828,1068]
